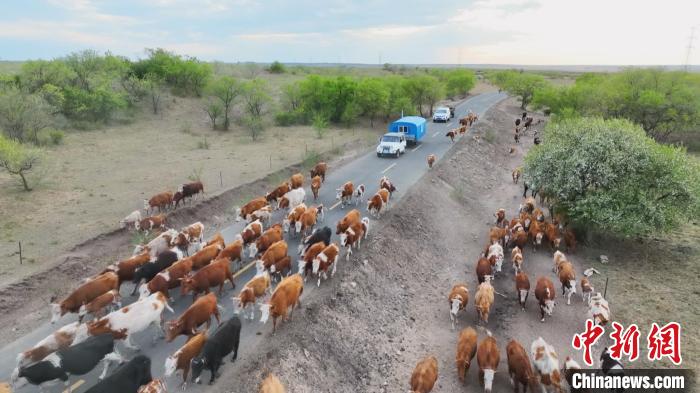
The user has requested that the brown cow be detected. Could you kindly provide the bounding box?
[261,240,288,272]
[181,258,236,301]
[232,272,271,320]
[558,261,577,305]
[494,208,507,228]
[266,182,290,207]
[259,373,285,393]
[455,327,477,383]
[312,243,339,287]
[310,162,327,182]
[489,226,509,247]
[379,176,396,196]
[241,220,264,246]
[236,196,268,222]
[78,289,121,322]
[427,154,436,169]
[336,181,354,208]
[531,337,564,393]
[448,284,469,330]
[310,175,322,200]
[260,273,304,333]
[507,339,538,393]
[477,333,500,393]
[205,232,225,249]
[283,203,307,235]
[289,173,304,189]
[164,332,207,389]
[144,192,173,214]
[140,257,194,299]
[15,322,83,368]
[476,257,493,284]
[103,250,150,289]
[446,130,456,142]
[50,272,119,324]
[340,217,369,261]
[165,293,221,342]
[138,379,167,393]
[512,167,522,183]
[135,214,167,233]
[535,276,556,322]
[296,205,324,237]
[250,223,284,258]
[410,356,438,393]
[219,237,244,266]
[515,271,530,310]
[367,193,384,218]
[190,243,222,270]
[475,278,495,324]
[528,220,545,251]
[336,209,361,234]
[297,241,326,280]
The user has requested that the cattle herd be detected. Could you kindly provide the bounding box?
[409,115,616,393]
[9,161,403,393]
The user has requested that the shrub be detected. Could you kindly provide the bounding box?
[274,110,306,126]
[268,61,286,74]
[49,130,64,145]
[312,114,329,139]
[0,135,43,191]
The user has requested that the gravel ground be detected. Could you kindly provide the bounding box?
[210,98,598,392]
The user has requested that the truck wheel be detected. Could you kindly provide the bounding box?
[395,150,400,158]
[377,152,381,158]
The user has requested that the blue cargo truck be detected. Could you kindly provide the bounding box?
[388,116,427,145]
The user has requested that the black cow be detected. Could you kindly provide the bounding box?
[298,226,332,255]
[84,355,152,393]
[600,347,624,392]
[191,316,241,385]
[130,250,179,295]
[11,334,121,390]
[174,181,204,208]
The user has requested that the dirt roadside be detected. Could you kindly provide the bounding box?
[205,97,603,392]
[0,140,370,347]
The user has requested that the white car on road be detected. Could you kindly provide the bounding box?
[376,132,406,158]
[432,107,450,123]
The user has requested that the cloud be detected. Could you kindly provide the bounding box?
[341,24,437,39]
[234,31,325,43]
[46,0,142,25]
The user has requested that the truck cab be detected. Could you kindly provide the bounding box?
[376,132,407,158]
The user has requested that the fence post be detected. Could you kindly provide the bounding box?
[219,171,223,187]
[18,241,22,265]
[603,277,609,299]
[269,155,272,169]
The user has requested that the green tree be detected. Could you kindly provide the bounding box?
[524,117,700,237]
[0,89,54,143]
[206,76,241,130]
[20,60,75,92]
[242,78,272,119]
[490,71,547,109]
[268,61,286,74]
[312,113,329,139]
[143,73,165,115]
[444,69,476,98]
[355,78,389,127]
[0,134,43,191]
[244,116,266,141]
[204,101,223,130]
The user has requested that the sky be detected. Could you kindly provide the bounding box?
[0,0,699,65]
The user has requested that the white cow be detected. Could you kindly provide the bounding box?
[119,210,142,229]
[588,293,611,326]
[282,188,306,211]
[531,337,564,393]
[487,243,504,273]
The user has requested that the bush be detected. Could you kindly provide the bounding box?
[274,110,306,126]
[0,134,43,191]
[312,114,329,139]
[49,130,64,145]
[524,117,700,237]
[35,129,64,146]
[268,61,286,74]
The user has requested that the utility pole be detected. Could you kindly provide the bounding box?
[685,26,697,72]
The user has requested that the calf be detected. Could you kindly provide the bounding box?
[580,276,594,303]
[15,322,85,369]
[310,175,322,200]
[558,261,577,305]
[140,257,194,299]
[235,196,268,222]
[312,243,340,287]
[486,242,504,274]
[511,246,524,273]
[279,187,305,211]
[336,209,361,234]
[232,272,272,320]
[103,250,150,290]
[144,192,173,214]
[353,184,366,206]
[475,257,493,284]
[78,289,121,322]
[11,334,122,390]
[120,210,142,229]
[165,293,220,342]
[297,241,327,281]
[535,276,556,322]
[164,331,207,390]
[506,339,538,393]
[367,193,384,218]
[512,229,528,251]
[379,176,396,196]
[410,355,438,393]
[191,316,241,386]
[515,271,530,310]
[250,224,283,258]
[181,222,205,246]
[296,205,324,237]
[475,278,495,324]
[531,337,564,393]
[289,173,304,189]
[135,214,167,233]
[84,355,152,393]
[260,373,285,393]
[448,284,469,330]
[298,226,331,255]
[340,217,369,261]
[588,293,610,326]
[131,250,180,296]
[84,292,173,351]
[336,181,354,208]
[260,274,304,333]
[242,220,264,247]
[455,327,477,383]
[477,333,500,393]
[310,162,327,182]
[181,258,235,301]
[50,272,119,324]
[427,154,436,169]
[266,182,290,207]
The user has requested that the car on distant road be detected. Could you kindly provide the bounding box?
[432,107,450,122]
[376,132,407,158]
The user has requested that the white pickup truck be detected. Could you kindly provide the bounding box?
[376,132,407,158]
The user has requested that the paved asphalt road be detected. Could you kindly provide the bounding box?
[0,91,506,393]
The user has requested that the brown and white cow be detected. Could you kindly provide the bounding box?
[165,292,220,342]
[580,276,594,304]
[138,379,167,393]
[336,181,354,208]
[309,162,327,182]
[236,197,268,222]
[477,333,500,393]
[310,175,322,201]
[336,209,361,234]
[512,167,522,184]
[220,236,244,266]
[78,289,121,322]
[15,322,85,368]
[476,257,493,284]
[261,240,290,279]
[475,277,494,324]
[232,272,272,320]
[190,243,222,270]
[50,272,119,324]
[448,284,469,330]
[297,241,326,281]
[140,257,194,299]
[248,205,273,225]
[529,220,545,251]
[455,327,477,383]
[250,224,284,258]
[511,246,524,273]
[283,203,307,235]
[288,173,304,189]
[119,210,142,229]
[312,243,339,287]
[410,356,438,393]
[266,182,290,207]
[353,184,366,206]
[367,192,385,218]
[531,337,564,393]
[446,130,456,142]
[558,261,577,305]
[165,331,206,389]
[103,250,150,289]
[144,192,173,214]
[506,339,538,393]
[260,274,304,334]
[379,176,396,197]
[588,293,610,326]
[339,217,369,261]
[241,220,264,248]
[279,188,306,211]
[535,276,556,322]
[552,251,568,274]
[296,205,324,237]
[135,214,167,233]
[260,373,286,393]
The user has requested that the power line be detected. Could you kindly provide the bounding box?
[685,26,697,72]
